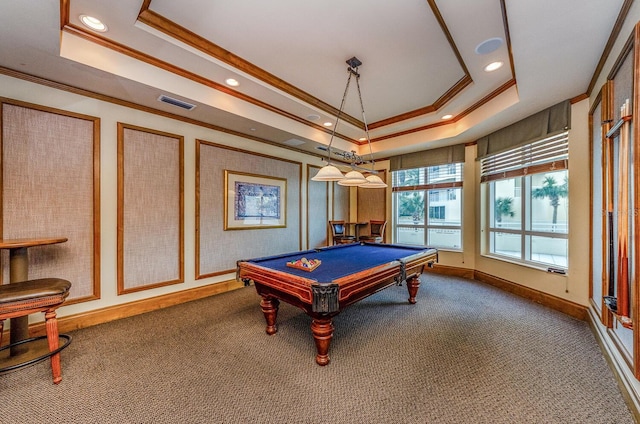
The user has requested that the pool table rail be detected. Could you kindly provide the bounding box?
[238,262,318,306]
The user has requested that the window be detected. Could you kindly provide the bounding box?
[392,163,463,249]
[513,179,521,198]
[481,132,569,269]
[429,206,445,220]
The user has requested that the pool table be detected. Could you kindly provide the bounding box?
[237,242,438,365]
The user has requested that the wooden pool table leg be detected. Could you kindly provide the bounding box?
[311,317,334,366]
[260,296,280,335]
[406,274,421,304]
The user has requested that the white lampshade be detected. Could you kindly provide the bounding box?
[359,174,387,188]
[337,170,367,186]
[311,165,345,181]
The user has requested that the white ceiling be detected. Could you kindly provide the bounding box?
[0,0,627,161]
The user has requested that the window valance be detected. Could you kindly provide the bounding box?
[476,100,570,160]
[389,144,465,171]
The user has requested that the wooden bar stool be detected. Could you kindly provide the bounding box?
[0,278,72,384]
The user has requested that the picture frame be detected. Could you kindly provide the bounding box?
[224,170,287,230]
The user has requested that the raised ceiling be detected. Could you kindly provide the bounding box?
[0,0,629,160]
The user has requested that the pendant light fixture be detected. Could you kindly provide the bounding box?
[311,57,387,188]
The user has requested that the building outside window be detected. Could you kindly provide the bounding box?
[481,132,569,269]
[392,163,463,249]
[429,205,445,220]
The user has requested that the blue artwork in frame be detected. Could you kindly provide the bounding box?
[224,170,287,230]
[234,181,281,220]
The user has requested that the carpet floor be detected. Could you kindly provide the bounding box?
[0,273,635,423]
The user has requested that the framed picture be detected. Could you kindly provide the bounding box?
[224,170,287,230]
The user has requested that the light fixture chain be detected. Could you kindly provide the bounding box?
[311,57,386,188]
[353,68,375,171]
[326,70,353,163]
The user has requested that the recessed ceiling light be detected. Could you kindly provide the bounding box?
[323,121,333,127]
[441,114,453,120]
[484,61,503,72]
[225,78,239,87]
[307,114,321,121]
[359,137,367,141]
[79,15,107,32]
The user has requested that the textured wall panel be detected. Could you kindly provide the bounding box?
[307,165,328,248]
[1,101,99,302]
[197,141,301,278]
[118,124,183,294]
[612,48,634,122]
[332,183,349,221]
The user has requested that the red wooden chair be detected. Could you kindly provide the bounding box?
[0,278,72,384]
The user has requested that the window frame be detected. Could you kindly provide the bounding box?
[481,132,569,271]
[392,163,463,250]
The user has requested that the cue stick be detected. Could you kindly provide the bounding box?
[605,125,616,308]
[608,211,615,298]
[617,118,630,317]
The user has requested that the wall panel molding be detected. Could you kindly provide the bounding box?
[196,140,302,279]
[0,98,100,303]
[117,123,184,294]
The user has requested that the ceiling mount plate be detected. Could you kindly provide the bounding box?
[346,57,362,69]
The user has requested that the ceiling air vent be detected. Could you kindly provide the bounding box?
[157,95,196,111]
[282,138,306,147]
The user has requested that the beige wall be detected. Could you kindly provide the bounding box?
[0,73,319,321]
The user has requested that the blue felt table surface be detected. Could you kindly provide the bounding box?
[243,243,436,283]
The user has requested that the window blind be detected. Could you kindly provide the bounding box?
[480,131,568,183]
[392,163,463,192]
